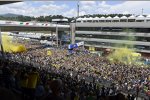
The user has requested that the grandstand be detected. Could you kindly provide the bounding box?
[71,15,150,57]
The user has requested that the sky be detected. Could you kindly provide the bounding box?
[0,1,150,17]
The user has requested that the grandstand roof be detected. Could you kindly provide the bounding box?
[52,18,68,22]
[0,1,20,5]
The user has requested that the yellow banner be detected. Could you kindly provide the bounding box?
[89,46,95,51]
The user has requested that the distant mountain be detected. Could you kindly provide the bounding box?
[0,13,22,17]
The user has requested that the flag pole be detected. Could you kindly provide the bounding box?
[0,27,4,59]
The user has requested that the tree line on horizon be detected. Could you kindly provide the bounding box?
[0,14,138,22]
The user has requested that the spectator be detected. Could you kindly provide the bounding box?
[0,87,16,100]
[43,79,64,100]
[26,67,40,100]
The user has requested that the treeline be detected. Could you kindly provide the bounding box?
[0,15,74,22]
[0,14,137,22]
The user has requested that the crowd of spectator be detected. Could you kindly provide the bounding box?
[0,41,150,100]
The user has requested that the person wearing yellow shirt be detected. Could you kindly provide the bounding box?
[26,67,40,100]
[20,69,28,100]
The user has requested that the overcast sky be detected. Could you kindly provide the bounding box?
[0,1,150,17]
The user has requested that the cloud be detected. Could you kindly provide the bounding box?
[0,1,68,17]
[63,9,77,17]
[0,1,150,18]
[79,1,150,15]
[80,1,96,5]
[107,1,150,15]
[108,1,150,15]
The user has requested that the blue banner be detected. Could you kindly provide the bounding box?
[68,44,78,49]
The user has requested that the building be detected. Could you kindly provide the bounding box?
[52,18,69,24]
[71,15,150,56]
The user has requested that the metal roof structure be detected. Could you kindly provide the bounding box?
[0,1,21,5]
[52,18,68,22]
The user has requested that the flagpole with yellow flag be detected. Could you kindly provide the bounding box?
[0,27,4,59]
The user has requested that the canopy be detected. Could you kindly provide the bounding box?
[146,15,150,20]
[113,16,120,20]
[136,15,145,20]
[100,16,106,20]
[82,17,88,21]
[93,17,99,20]
[128,15,136,19]
[76,18,82,21]
[120,16,127,19]
[87,17,93,20]
[106,16,112,20]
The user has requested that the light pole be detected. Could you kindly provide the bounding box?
[142,8,144,15]
[77,1,80,17]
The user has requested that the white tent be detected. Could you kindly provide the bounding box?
[93,17,99,20]
[136,15,145,20]
[76,18,82,21]
[106,16,112,22]
[87,17,93,20]
[146,15,150,22]
[106,16,112,20]
[113,16,120,19]
[128,15,136,19]
[128,15,136,22]
[93,17,99,22]
[146,15,150,18]
[82,17,87,21]
[136,15,145,22]
[82,17,87,22]
[100,16,106,20]
[86,17,93,22]
[120,16,127,19]
[112,16,120,22]
[120,16,128,22]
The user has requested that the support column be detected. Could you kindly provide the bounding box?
[56,23,58,47]
[51,31,54,46]
[70,23,75,44]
